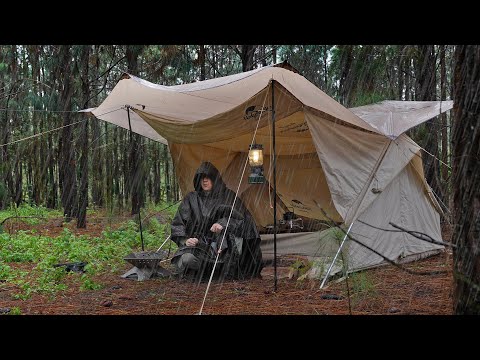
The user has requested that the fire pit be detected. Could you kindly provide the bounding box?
[124,250,167,268]
[121,250,171,281]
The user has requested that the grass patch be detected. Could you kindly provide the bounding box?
[0,204,178,300]
[0,204,62,226]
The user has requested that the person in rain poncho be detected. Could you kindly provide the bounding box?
[170,162,263,281]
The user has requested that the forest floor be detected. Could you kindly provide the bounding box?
[0,217,454,315]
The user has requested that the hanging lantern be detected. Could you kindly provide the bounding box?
[248,143,265,184]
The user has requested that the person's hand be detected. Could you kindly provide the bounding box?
[210,223,223,233]
[185,238,199,246]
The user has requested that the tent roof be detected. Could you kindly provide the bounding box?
[89,64,379,144]
[86,64,453,144]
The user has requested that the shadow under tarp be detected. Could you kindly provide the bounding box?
[259,228,443,280]
[260,229,346,279]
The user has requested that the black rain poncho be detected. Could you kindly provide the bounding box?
[170,162,263,280]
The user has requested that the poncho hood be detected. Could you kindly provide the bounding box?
[193,161,227,195]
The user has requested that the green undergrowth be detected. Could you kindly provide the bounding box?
[0,205,178,301]
[0,204,63,226]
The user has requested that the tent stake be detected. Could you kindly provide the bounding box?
[271,79,277,292]
[320,222,354,289]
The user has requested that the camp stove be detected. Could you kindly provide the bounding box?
[121,236,172,281]
[280,211,304,230]
[266,210,304,232]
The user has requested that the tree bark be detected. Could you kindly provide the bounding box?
[415,45,443,203]
[337,45,354,106]
[153,144,161,204]
[199,45,206,81]
[164,144,170,202]
[58,46,77,221]
[46,133,56,209]
[13,156,22,206]
[91,45,105,208]
[260,45,267,67]
[126,45,145,215]
[440,45,449,190]
[28,45,46,207]
[77,45,91,228]
[452,45,480,314]
[397,46,405,100]
[105,123,113,213]
[323,45,329,93]
[0,45,18,209]
[113,126,122,210]
[239,45,257,72]
[404,49,412,101]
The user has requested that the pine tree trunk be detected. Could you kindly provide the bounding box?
[91,118,104,207]
[77,115,89,228]
[260,45,267,67]
[440,45,449,194]
[126,45,145,215]
[105,123,113,213]
[452,45,480,314]
[397,46,405,100]
[415,45,443,202]
[129,133,145,215]
[31,113,40,205]
[199,45,206,80]
[405,54,411,101]
[46,133,56,209]
[37,116,46,205]
[113,127,122,210]
[240,45,257,72]
[77,45,91,228]
[29,45,45,207]
[14,154,22,206]
[1,92,11,209]
[212,45,217,78]
[323,45,328,92]
[91,46,105,208]
[27,158,33,205]
[172,160,178,202]
[0,45,18,209]
[337,45,354,106]
[164,144,170,202]
[153,144,161,204]
[58,46,77,221]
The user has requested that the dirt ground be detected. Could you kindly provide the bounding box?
[0,218,454,315]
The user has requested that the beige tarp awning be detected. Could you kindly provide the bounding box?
[350,100,454,139]
[89,65,380,145]
[87,67,453,143]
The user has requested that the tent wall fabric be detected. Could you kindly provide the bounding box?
[86,63,452,276]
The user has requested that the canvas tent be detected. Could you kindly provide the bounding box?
[85,62,453,278]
